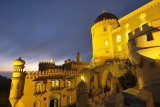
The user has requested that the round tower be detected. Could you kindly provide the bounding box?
[76,80,88,107]
[91,10,119,65]
[9,57,26,107]
[77,50,81,62]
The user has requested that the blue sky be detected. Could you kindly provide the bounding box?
[0,0,151,72]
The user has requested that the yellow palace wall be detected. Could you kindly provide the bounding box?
[91,0,160,65]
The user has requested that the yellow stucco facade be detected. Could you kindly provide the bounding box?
[91,0,160,66]
[9,0,160,106]
[9,52,90,107]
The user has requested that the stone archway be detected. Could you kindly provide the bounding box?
[50,99,58,107]
[49,93,61,107]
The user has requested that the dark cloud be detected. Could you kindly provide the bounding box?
[0,0,151,71]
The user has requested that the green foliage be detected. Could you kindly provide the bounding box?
[0,75,11,107]
[0,75,11,91]
[118,59,137,90]
[118,71,137,90]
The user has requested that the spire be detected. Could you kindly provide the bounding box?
[78,50,80,55]
[77,50,81,62]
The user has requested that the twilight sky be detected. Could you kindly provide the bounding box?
[0,0,151,72]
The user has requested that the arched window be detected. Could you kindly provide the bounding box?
[34,101,41,107]
[117,35,121,42]
[55,80,60,88]
[35,83,41,93]
[67,96,72,104]
[67,80,71,89]
[51,80,55,89]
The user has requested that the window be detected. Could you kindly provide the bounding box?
[67,96,72,104]
[56,80,60,88]
[51,80,55,89]
[35,83,41,93]
[105,40,108,46]
[118,46,122,51]
[117,35,121,42]
[103,26,107,31]
[34,101,41,107]
[67,81,71,89]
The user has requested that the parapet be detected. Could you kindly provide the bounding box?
[25,68,79,79]
[119,0,160,24]
[128,23,155,40]
[39,61,55,64]
[91,19,119,31]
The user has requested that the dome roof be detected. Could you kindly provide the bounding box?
[13,57,25,66]
[77,80,88,91]
[94,10,118,24]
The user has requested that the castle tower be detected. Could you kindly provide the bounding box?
[77,50,81,62]
[91,10,119,65]
[9,57,26,107]
[76,80,88,107]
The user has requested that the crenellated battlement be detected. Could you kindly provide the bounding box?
[26,68,79,79]
[91,19,119,32]
[39,61,55,64]
[119,0,160,24]
[128,23,155,40]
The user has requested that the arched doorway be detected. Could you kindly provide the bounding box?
[49,93,61,107]
[50,99,58,107]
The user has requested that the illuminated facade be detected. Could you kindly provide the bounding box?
[91,0,160,66]
[9,52,90,107]
[9,0,160,106]
[90,0,160,104]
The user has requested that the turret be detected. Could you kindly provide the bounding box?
[9,57,26,107]
[77,50,81,62]
[91,10,119,65]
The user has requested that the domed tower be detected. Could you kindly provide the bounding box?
[9,57,26,107]
[91,10,119,65]
[76,80,88,107]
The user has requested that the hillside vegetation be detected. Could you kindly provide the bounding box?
[0,75,11,107]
